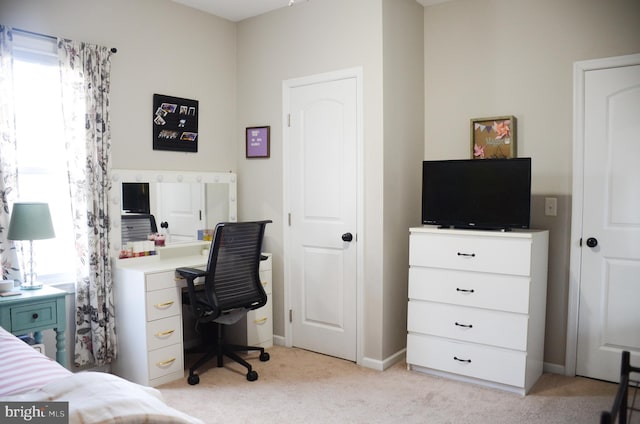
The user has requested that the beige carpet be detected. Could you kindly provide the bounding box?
[158,345,620,424]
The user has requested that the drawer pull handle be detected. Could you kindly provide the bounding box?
[32,313,39,320]
[262,281,268,286]
[156,358,176,367]
[455,322,473,328]
[453,356,472,363]
[456,288,475,293]
[154,301,174,309]
[156,329,175,337]
[254,317,268,325]
[457,252,476,257]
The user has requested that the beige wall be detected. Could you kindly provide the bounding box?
[0,0,238,174]
[423,0,640,367]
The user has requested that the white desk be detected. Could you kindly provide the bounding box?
[111,242,272,387]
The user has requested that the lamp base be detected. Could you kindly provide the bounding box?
[20,282,43,290]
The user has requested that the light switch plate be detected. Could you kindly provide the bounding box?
[545,197,557,216]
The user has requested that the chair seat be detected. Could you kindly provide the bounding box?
[214,308,249,325]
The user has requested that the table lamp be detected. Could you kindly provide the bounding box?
[7,202,56,290]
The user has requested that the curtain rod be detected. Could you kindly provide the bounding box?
[13,27,117,53]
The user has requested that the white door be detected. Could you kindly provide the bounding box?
[157,182,203,243]
[285,72,359,361]
[574,60,640,382]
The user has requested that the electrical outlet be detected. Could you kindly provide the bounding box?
[545,197,557,217]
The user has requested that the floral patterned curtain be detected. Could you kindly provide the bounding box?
[58,39,116,367]
[0,26,22,283]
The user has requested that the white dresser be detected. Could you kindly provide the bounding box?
[112,243,273,387]
[406,227,548,395]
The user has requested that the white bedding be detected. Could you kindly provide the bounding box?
[0,326,203,424]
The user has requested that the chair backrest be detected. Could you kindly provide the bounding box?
[204,220,271,318]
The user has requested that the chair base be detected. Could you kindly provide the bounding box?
[187,324,270,384]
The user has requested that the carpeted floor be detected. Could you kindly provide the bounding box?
[158,345,622,424]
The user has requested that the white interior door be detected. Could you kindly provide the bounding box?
[574,61,640,382]
[157,182,203,243]
[285,71,359,361]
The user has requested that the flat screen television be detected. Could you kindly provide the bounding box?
[122,182,150,214]
[422,158,531,231]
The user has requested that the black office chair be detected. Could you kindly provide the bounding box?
[177,220,271,384]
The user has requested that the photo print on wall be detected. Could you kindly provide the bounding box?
[153,93,198,152]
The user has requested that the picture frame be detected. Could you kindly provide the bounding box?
[470,116,517,159]
[153,94,198,153]
[246,126,270,158]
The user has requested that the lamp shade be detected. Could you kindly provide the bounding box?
[7,202,55,241]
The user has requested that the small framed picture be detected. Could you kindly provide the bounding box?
[470,116,517,159]
[246,126,270,158]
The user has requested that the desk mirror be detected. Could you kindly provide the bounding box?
[111,169,237,255]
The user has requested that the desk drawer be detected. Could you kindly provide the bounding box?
[146,315,183,351]
[148,343,183,380]
[246,300,273,346]
[146,271,178,292]
[10,301,57,332]
[146,288,181,321]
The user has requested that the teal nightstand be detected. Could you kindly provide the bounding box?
[0,285,67,367]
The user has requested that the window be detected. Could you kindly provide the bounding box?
[12,32,76,283]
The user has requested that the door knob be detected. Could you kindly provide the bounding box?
[586,237,598,248]
[341,232,353,242]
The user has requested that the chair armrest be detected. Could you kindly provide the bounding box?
[176,267,207,281]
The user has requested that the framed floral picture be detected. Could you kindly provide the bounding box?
[470,116,517,159]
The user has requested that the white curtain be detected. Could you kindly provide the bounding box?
[0,26,22,283]
[58,38,116,367]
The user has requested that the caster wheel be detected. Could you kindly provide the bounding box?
[260,352,270,362]
[187,374,200,385]
[247,370,258,381]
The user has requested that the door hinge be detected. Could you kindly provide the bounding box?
[289,309,293,323]
[579,238,582,247]
[288,213,291,226]
[288,113,291,127]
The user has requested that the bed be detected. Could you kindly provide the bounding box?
[601,351,640,424]
[0,325,203,424]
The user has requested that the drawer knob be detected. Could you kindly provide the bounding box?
[457,252,476,257]
[32,313,39,320]
[455,322,473,328]
[453,356,472,363]
[456,288,475,293]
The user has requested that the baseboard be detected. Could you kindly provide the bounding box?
[543,361,565,375]
[273,334,286,346]
[360,348,406,371]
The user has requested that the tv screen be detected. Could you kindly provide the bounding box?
[422,158,531,230]
[122,182,150,214]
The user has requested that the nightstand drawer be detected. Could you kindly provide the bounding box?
[10,301,58,332]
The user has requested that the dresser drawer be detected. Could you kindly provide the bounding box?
[408,301,528,350]
[146,287,181,321]
[148,343,184,380]
[409,233,532,276]
[146,315,183,351]
[408,267,530,314]
[10,301,58,332]
[407,333,526,388]
[146,271,179,292]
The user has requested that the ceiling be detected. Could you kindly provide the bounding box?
[172,0,448,22]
